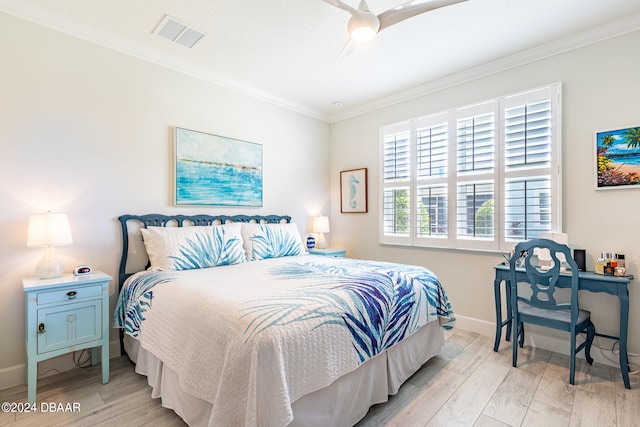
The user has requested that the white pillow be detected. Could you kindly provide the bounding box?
[241,223,305,261]
[141,223,245,271]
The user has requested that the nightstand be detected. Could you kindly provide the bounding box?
[23,271,111,404]
[308,248,347,258]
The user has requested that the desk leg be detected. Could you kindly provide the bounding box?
[505,281,512,343]
[620,290,631,389]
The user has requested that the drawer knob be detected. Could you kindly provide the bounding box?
[66,291,77,300]
[38,323,46,334]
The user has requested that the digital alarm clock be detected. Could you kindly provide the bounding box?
[73,265,92,276]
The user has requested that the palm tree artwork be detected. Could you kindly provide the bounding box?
[596,126,640,187]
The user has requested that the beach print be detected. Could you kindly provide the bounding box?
[175,127,263,206]
[596,126,640,188]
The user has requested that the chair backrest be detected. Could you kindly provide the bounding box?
[509,238,580,319]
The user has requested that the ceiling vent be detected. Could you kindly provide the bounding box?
[153,15,205,48]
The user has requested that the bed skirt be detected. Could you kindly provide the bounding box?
[125,320,444,427]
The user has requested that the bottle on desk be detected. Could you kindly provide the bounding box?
[597,252,627,276]
[615,254,626,276]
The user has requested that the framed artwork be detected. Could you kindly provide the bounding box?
[174,127,263,206]
[340,168,368,213]
[595,125,640,190]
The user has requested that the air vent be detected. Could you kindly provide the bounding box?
[153,15,205,48]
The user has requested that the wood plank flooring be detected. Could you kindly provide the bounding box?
[1,328,638,426]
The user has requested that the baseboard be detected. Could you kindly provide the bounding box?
[0,339,122,392]
[1,321,627,392]
[454,314,622,368]
[452,314,496,337]
[0,363,25,392]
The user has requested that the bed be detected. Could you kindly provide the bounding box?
[113,214,454,427]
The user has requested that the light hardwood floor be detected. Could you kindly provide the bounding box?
[1,329,638,426]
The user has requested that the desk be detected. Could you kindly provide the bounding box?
[493,264,634,389]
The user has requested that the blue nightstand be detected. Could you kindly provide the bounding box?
[23,271,111,404]
[308,248,347,258]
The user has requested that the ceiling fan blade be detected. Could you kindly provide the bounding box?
[334,39,354,62]
[378,0,468,32]
[321,0,358,14]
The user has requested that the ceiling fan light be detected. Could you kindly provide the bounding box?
[348,12,380,41]
[350,26,376,41]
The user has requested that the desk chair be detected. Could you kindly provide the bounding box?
[509,238,595,384]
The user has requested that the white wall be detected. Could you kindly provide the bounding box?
[0,12,330,388]
[2,10,638,392]
[330,30,640,360]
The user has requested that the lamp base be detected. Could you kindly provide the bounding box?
[34,246,65,279]
[315,233,328,249]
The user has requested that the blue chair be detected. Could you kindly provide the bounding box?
[509,238,595,384]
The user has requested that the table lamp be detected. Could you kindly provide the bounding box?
[312,216,330,249]
[27,212,73,279]
[539,232,568,269]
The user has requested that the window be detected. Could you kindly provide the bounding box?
[380,83,562,252]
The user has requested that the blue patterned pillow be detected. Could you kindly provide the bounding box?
[241,223,305,261]
[141,223,245,270]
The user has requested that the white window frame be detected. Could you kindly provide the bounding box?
[379,83,562,252]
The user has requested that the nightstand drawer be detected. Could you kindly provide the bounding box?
[37,300,102,354]
[37,284,103,305]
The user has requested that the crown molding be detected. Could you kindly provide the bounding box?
[328,12,640,123]
[0,0,330,122]
[2,0,639,125]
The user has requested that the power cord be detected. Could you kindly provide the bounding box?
[37,350,93,377]
[37,368,61,377]
[607,340,640,375]
[73,349,93,368]
[586,333,640,375]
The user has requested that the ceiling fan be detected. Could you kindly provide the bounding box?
[322,0,468,41]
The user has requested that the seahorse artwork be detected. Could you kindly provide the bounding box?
[349,174,360,208]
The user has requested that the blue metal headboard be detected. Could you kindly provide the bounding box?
[117,213,291,290]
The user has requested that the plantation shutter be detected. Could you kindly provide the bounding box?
[379,83,561,252]
[381,122,412,244]
[456,182,495,239]
[414,114,450,245]
[454,102,497,250]
[416,185,448,237]
[502,86,559,243]
[417,121,448,178]
[383,127,410,181]
[457,111,495,174]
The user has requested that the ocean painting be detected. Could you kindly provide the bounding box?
[596,126,640,189]
[175,127,263,206]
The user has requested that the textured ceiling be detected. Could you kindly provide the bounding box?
[2,0,640,121]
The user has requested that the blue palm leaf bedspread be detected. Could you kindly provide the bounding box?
[113,255,454,427]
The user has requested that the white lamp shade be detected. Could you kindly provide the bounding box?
[538,232,568,264]
[27,213,73,247]
[312,216,330,233]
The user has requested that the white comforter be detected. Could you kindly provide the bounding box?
[114,254,454,427]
